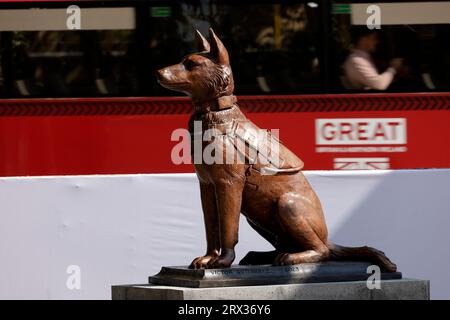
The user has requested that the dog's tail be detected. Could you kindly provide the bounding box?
[327,242,397,272]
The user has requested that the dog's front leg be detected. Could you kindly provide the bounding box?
[206,173,245,268]
[190,182,220,269]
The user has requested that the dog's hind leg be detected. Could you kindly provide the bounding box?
[273,193,330,266]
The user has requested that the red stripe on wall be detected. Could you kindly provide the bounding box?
[1,93,450,117]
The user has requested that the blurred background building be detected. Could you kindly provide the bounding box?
[0,0,449,97]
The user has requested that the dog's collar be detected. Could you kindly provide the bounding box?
[194,95,237,113]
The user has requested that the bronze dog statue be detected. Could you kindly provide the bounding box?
[157,28,397,272]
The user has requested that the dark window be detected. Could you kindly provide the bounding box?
[5,30,136,97]
[0,0,323,97]
[330,1,450,92]
[146,2,322,96]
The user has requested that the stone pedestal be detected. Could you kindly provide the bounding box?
[112,279,429,300]
[112,262,429,300]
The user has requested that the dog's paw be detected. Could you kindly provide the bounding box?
[273,253,295,266]
[206,249,235,269]
[189,253,218,269]
[206,257,232,269]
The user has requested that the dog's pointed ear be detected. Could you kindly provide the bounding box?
[195,29,210,52]
[208,28,229,65]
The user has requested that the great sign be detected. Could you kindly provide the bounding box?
[315,118,407,145]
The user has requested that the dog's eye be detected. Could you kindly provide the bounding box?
[185,60,199,71]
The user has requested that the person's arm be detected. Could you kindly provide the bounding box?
[351,56,396,90]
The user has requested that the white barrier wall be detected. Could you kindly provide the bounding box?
[0,170,449,299]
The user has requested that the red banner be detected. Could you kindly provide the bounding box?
[0,94,449,176]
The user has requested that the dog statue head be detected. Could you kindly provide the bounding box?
[156,28,234,105]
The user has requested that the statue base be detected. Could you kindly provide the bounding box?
[148,261,401,288]
[111,262,429,299]
[112,279,429,300]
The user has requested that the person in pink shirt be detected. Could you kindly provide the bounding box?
[343,28,403,90]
